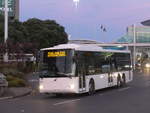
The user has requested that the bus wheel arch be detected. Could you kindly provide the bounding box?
[0,87,4,96]
[88,78,95,95]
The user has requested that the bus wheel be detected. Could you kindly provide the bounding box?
[88,80,95,95]
[117,75,122,87]
[55,94,63,97]
[0,87,4,96]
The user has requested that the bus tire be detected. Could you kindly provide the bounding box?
[88,79,95,95]
[55,94,63,97]
[117,75,122,87]
[0,87,4,96]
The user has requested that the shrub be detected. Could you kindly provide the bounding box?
[6,75,26,87]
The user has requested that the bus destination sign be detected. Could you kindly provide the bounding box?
[47,51,66,57]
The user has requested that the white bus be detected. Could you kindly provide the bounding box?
[38,44,133,95]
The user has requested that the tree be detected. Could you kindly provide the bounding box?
[23,18,68,49]
[0,16,68,54]
[8,20,28,43]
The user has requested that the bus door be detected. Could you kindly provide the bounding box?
[75,52,86,93]
[109,58,117,87]
[102,63,113,87]
[78,65,86,92]
[108,67,113,87]
[108,58,114,87]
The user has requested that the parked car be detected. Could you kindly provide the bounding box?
[0,73,8,96]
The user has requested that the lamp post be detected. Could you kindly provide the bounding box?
[73,0,80,8]
[4,0,8,62]
[133,24,136,70]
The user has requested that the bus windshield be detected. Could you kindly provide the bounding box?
[39,49,75,78]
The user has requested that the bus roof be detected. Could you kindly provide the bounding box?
[41,44,130,53]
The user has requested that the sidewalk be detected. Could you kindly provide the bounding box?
[0,87,32,100]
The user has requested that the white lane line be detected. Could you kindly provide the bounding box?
[0,96,13,100]
[99,94,104,96]
[145,81,150,86]
[146,81,150,83]
[118,87,131,91]
[53,99,81,106]
[21,109,25,113]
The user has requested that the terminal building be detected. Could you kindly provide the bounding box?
[117,23,150,63]
[69,21,150,67]
[0,0,19,20]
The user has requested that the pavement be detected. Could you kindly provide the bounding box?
[0,71,150,113]
[0,72,38,100]
[0,87,32,100]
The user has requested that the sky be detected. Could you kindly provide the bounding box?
[20,0,150,43]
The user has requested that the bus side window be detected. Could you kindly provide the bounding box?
[75,54,86,76]
[111,58,117,72]
[102,64,110,73]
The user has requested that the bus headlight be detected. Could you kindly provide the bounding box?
[39,85,44,90]
[145,64,150,68]
[114,74,118,78]
[70,84,75,89]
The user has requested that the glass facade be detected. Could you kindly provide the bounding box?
[0,0,19,20]
[117,25,150,67]
[118,26,150,43]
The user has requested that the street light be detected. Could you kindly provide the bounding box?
[73,0,80,8]
[133,24,136,70]
[4,0,8,62]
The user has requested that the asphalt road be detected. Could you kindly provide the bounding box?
[0,71,150,113]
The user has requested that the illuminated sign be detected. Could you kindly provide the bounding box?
[47,51,66,57]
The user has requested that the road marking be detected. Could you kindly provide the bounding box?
[53,99,80,106]
[99,94,104,96]
[0,96,13,100]
[118,87,131,91]
[145,81,150,86]
[21,109,25,113]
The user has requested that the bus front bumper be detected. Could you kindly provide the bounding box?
[39,85,79,94]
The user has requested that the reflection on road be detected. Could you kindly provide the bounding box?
[141,68,150,75]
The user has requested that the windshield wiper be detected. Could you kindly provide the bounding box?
[39,70,51,78]
[56,72,72,78]
[39,74,49,78]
